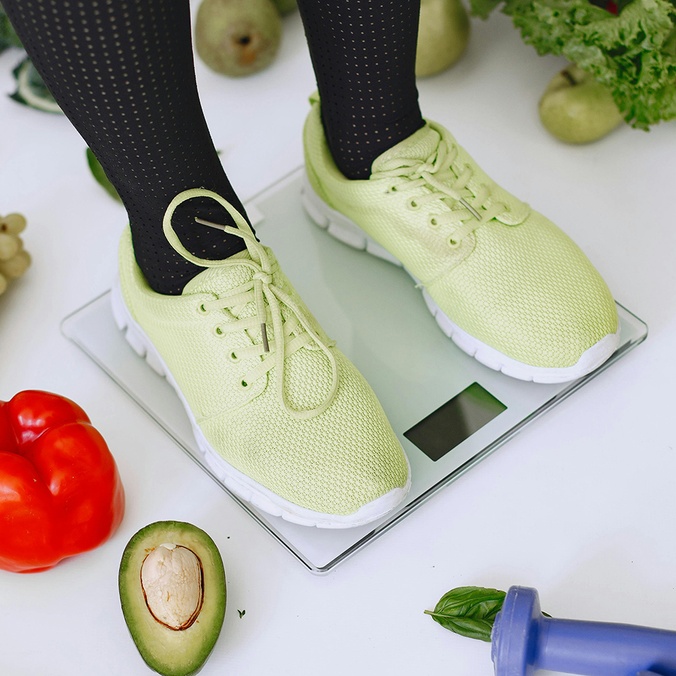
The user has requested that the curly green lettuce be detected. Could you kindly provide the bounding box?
[470,0,676,128]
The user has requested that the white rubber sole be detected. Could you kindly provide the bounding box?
[301,174,620,385]
[110,281,410,529]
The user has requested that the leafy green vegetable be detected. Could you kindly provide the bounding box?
[425,586,506,642]
[0,4,22,53]
[86,148,122,202]
[2,7,61,117]
[10,57,61,113]
[471,0,503,19]
[469,0,676,129]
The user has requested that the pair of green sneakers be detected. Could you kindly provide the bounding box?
[112,98,619,529]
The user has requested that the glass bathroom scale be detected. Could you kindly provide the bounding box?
[61,168,648,574]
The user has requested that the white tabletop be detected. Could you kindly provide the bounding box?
[1,8,675,676]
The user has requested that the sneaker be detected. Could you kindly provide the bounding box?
[302,96,620,384]
[111,188,410,528]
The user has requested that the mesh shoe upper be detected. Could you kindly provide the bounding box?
[303,98,619,371]
[117,188,409,519]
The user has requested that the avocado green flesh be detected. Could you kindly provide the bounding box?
[119,521,226,676]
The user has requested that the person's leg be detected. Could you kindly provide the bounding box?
[298,0,619,383]
[2,0,247,295]
[297,0,424,180]
[3,0,410,527]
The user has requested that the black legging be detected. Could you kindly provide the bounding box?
[3,0,423,294]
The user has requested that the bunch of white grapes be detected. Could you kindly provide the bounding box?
[0,214,31,295]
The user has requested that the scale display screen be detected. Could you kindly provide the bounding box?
[404,382,507,461]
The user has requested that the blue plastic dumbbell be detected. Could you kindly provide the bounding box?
[491,586,676,676]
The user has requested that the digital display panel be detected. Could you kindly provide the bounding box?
[404,382,507,462]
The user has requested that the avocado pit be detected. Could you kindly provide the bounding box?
[141,544,204,631]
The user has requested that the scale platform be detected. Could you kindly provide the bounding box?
[61,168,647,573]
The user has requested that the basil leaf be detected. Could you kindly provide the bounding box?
[425,586,506,642]
[86,148,122,203]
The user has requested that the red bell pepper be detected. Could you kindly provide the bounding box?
[0,390,125,573]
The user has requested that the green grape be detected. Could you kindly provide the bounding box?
[0,249,30,278]
[0,233,19,261]
[0,213,27,235]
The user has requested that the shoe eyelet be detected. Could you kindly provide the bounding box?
[408,199,420,211]
[429,216,439,227]
[448,237,460,249]
[228,351,239,362]
[214,326,224,336]
[197,303,208,314]
[388,185,398,193]
[240,380,248,388]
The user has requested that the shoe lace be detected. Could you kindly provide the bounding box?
[372,136,508,247]
[163,188,338,421]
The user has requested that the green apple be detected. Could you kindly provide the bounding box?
[195,0,282,78]
[539,65,624,144]
[416,0,470,78]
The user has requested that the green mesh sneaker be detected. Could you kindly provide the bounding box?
[111,188,410,528]
[302,96,620,384]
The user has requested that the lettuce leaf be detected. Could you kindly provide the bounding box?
[470,0,676,128]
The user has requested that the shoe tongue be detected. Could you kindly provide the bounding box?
[371,123,441,173]
[182,250,253,299]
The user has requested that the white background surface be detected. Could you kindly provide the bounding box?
[1,6,675,676]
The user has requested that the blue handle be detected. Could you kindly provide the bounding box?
[491,586,676,676]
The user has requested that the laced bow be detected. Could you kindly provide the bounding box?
[373,135,508,246]
[163,188,338,420]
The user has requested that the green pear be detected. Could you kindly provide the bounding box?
[539,65,624,144]
[416,0,470,78]
[270,0,297,14]
[195,0,282,78]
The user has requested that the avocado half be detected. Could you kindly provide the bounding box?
[119,521,226,676]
